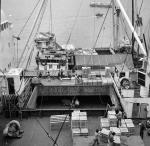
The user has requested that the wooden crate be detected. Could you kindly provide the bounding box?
[50,115,70,130]
[119,127,129,136]
[108,115,117,127]
[110,127,121,136]
[100,128,110,143]
[124,119,133,124]
[100,118,109,129]
[108,111,116,116]
[80,128,88,136]
[72,128,81,136]
[126,123,135,135]
[113,136,121,146]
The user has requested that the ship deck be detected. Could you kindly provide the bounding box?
[1,115,150,146]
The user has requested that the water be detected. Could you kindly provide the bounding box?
[1,0,150,58]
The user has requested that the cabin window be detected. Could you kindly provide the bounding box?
[46,42,49,46]
[1,24,4,31]
[0,22,9,31]
[7,78,15,94]
[138,71,145,86]
[4,23,6,30]
[119,72,125,78]
[49,64,52,69]
[57,64,60,69]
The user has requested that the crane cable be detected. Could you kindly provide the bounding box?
[26,0,48,69]
[53,96,76,146]
[15,0,48,97]
[92,0,112,49]
[120,14,131,43]
[85,0,112,67]
[65,0,84,45]
[49,0,53,33]
[17,0,41,37]
[18,0,47,67]
[20,0,48,68]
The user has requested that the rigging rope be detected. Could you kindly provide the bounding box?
[65,0,84,45]
[20,0,48,68]
[18,0,47,67]
[84,0,112,67]
[49,0,53,33]
[138,0,143,15]
[53,96,76,146]
[17,0,41,37]
[120,14,131,43]
[36,119,59,146]
[92,0,112,49]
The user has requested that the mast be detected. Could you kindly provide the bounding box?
[116,7,120,50]
[132,0,134,59]
[112,0,116,49]
[115,0,146,56]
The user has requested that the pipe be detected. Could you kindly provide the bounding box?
[115,0,147,56]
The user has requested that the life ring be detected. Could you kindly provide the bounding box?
[41,60,47,66]
[120,78,130,89]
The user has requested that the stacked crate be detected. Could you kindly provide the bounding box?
[71,111,80,136]
[107,111,117,127]
[100,118,110,129]
[125,119,135,135]
[120,119,126,128]
[119,127,129,136]
[110,127,121,136]
[79,112,88,136]
[113,135,121,146]
[50,115,70,130]
[119,119,129,136]
[71,111,88,136]
[100,128,110,143]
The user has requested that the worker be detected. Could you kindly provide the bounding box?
[3,120,24,138]
[139,122,146,139]
[93,129,100,146]
[74,98,80,107]
[108,131,115,146]
[116,109,122,127]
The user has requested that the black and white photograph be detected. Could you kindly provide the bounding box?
[0,0,150,145]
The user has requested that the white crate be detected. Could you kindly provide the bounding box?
[119,127,129,136]
[119,123,127,128]
[79,112,87,116]
[72,128,81,136]
[79,115,87,121]
[126,123,135,135]
[80,128,88,136]
[100,118,109,123]
[100,128,110,143]
[110,127,121,136]
[124,119,133,124]
[71,120,80,129]
[71,115,80,120]
[108,110,116,116]
[108,115,117,127]
[50,115,70,130]
[100,118,110,129]
[113,136,121,146]
[101,121,110,129]
[121,119,126,124]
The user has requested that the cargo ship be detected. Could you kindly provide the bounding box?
[1,0,150,146]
